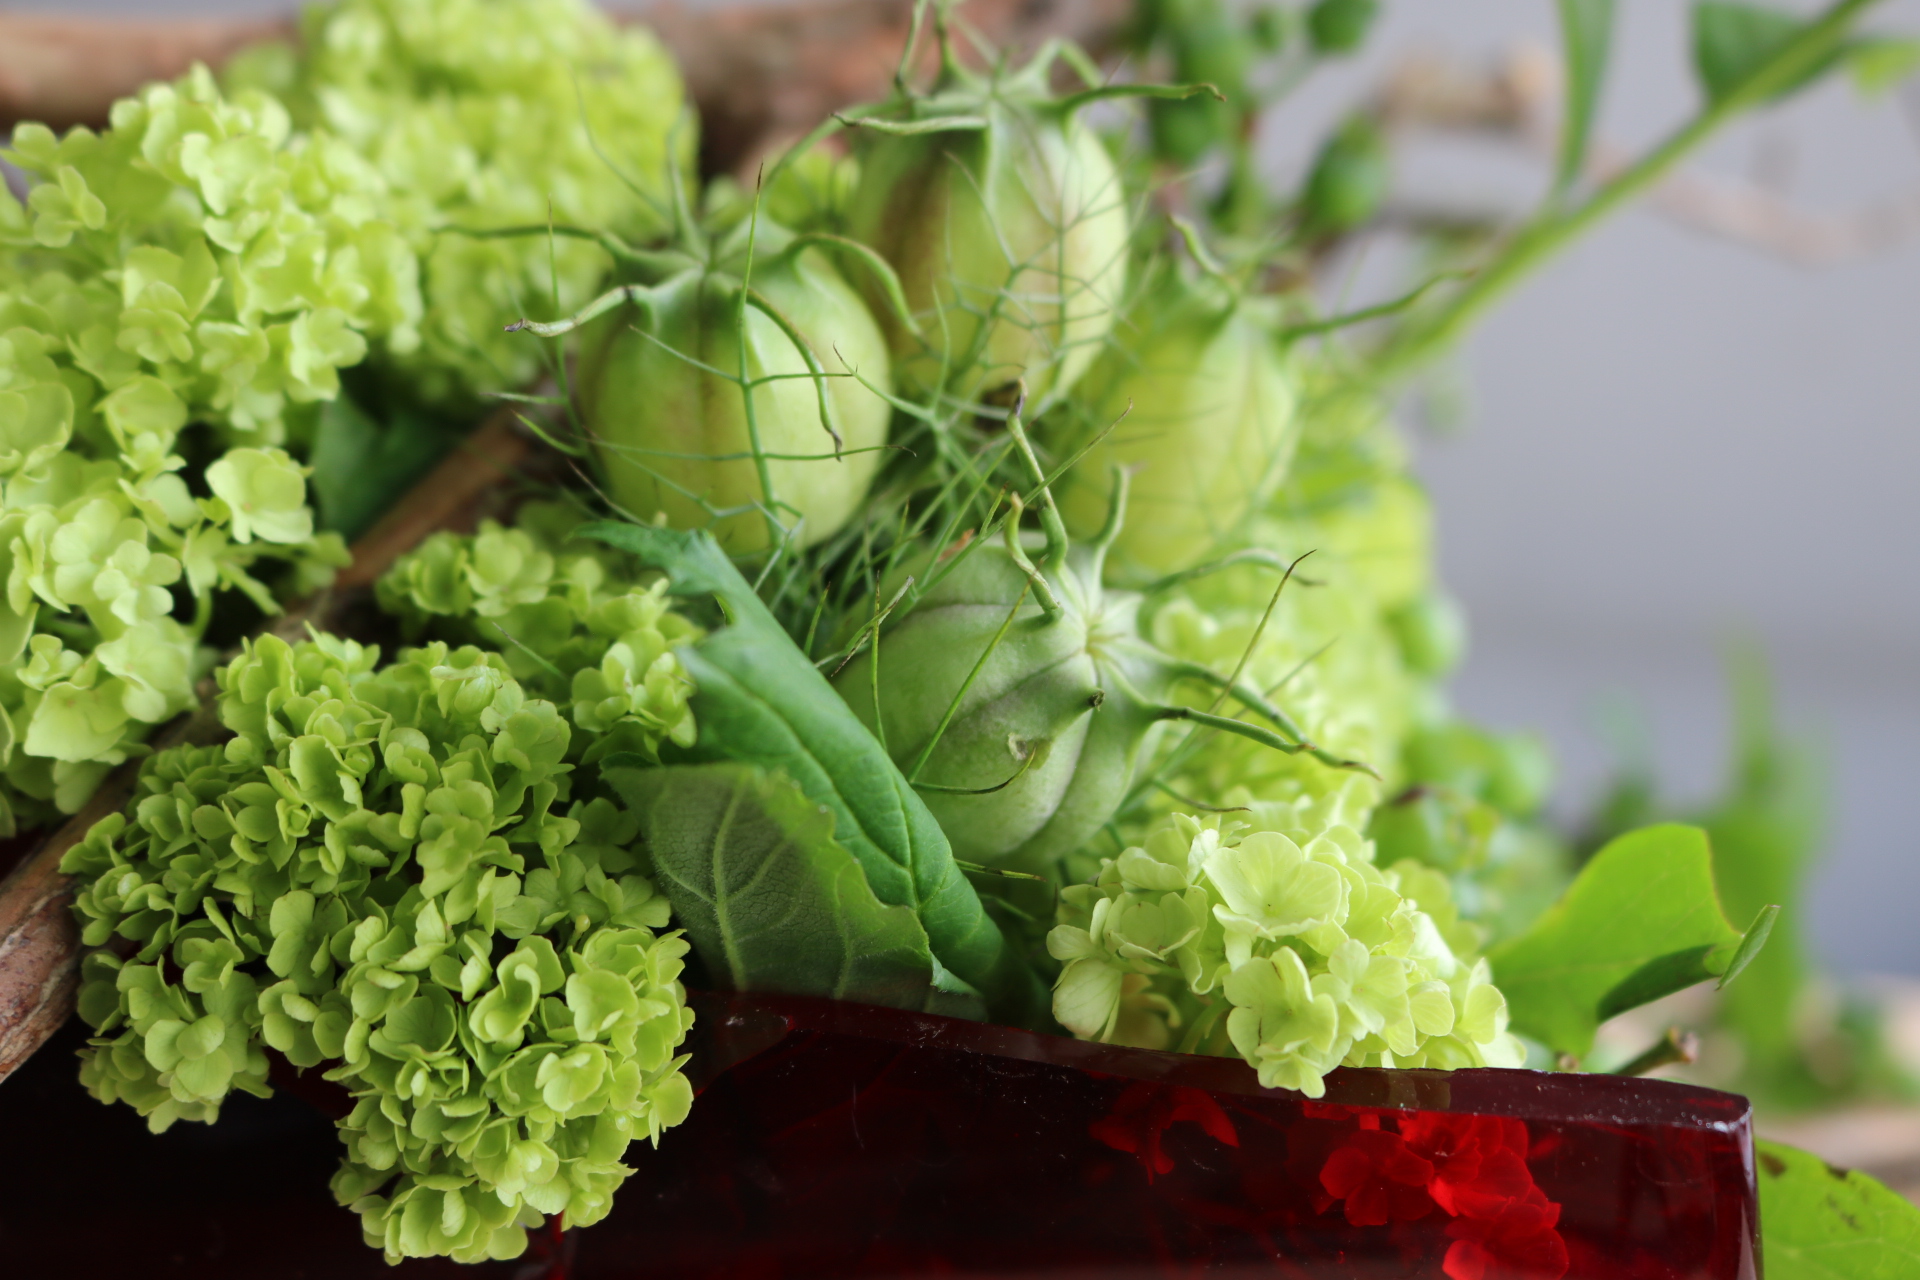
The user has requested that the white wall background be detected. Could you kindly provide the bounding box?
[8,0,1919,974]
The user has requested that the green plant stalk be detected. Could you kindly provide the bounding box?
[1375,0,1884,378]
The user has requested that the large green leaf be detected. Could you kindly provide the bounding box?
[612,761,983,1018]
[578,521,1046,1027]
[1488,823,1766,1057]
[1555,0,1615,195]
[1759,1138,1920,1277]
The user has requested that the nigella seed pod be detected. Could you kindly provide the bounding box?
[843,35,1217,407]
[836,510,1156,872]
[1052,259,1300,575]
[832,400,1372,874]
[513,216,907,555]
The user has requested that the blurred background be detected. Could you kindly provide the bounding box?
[4,0,1917,1017]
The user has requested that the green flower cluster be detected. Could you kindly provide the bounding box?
[375,504,699,759]
[62,632,696,1263]
[1049,783,1523,1097]
[228,0,689,407]
[5,66,421,440]
[0,66,402,827]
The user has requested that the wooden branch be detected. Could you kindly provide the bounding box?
[0,704,223,1084]
[0,408,529,1086]
[0,14,292,134]
[0,0,1131,174]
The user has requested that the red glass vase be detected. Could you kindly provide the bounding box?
[0,993,1757,1278]
[590,991,1758,1280]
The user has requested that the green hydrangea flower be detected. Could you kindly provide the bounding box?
[225,0,690,408]
[0,63,394,830]
[1048,781,1524,1097]
[63,633,696,1264]
[376,507,699,761]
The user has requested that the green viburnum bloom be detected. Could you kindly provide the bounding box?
[0,61,392,830]
[63,632,696,1264]
[1108,369,1572,947]
[205,447,315,546]
[376,506,699,763]
[224,0,690,408]
[1047,780,1524,1097]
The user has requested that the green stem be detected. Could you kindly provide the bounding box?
[912,740,1049,794]
[1375,0,1883,379]
[743,288,841,455]
[1087,465,1129,583]
[1282,270,1470,342]
[442,223,693,280]
[778,233,925,338]
[505,282,659,338]
[1001,387,1070,576]
[1003,493,1065,616]
[1054,81,1224,117]
[1150,703,1379,778]
[896,0,933,95]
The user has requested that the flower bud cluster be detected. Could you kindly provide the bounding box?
[1048,785,1523,1098]
[227,0,688,406]
[376,505,699,762]
[62,632,696,1263]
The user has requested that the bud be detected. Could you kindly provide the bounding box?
[1307,0,1380,55]
[1299,114,1388,238]
[548,220,895,554]
[1144,0,1251,165]
[845,43,1164,406]
[1053,264,1300,574]
[834,415,1372,873]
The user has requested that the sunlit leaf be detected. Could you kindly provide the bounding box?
[1488,823,1760,1056]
